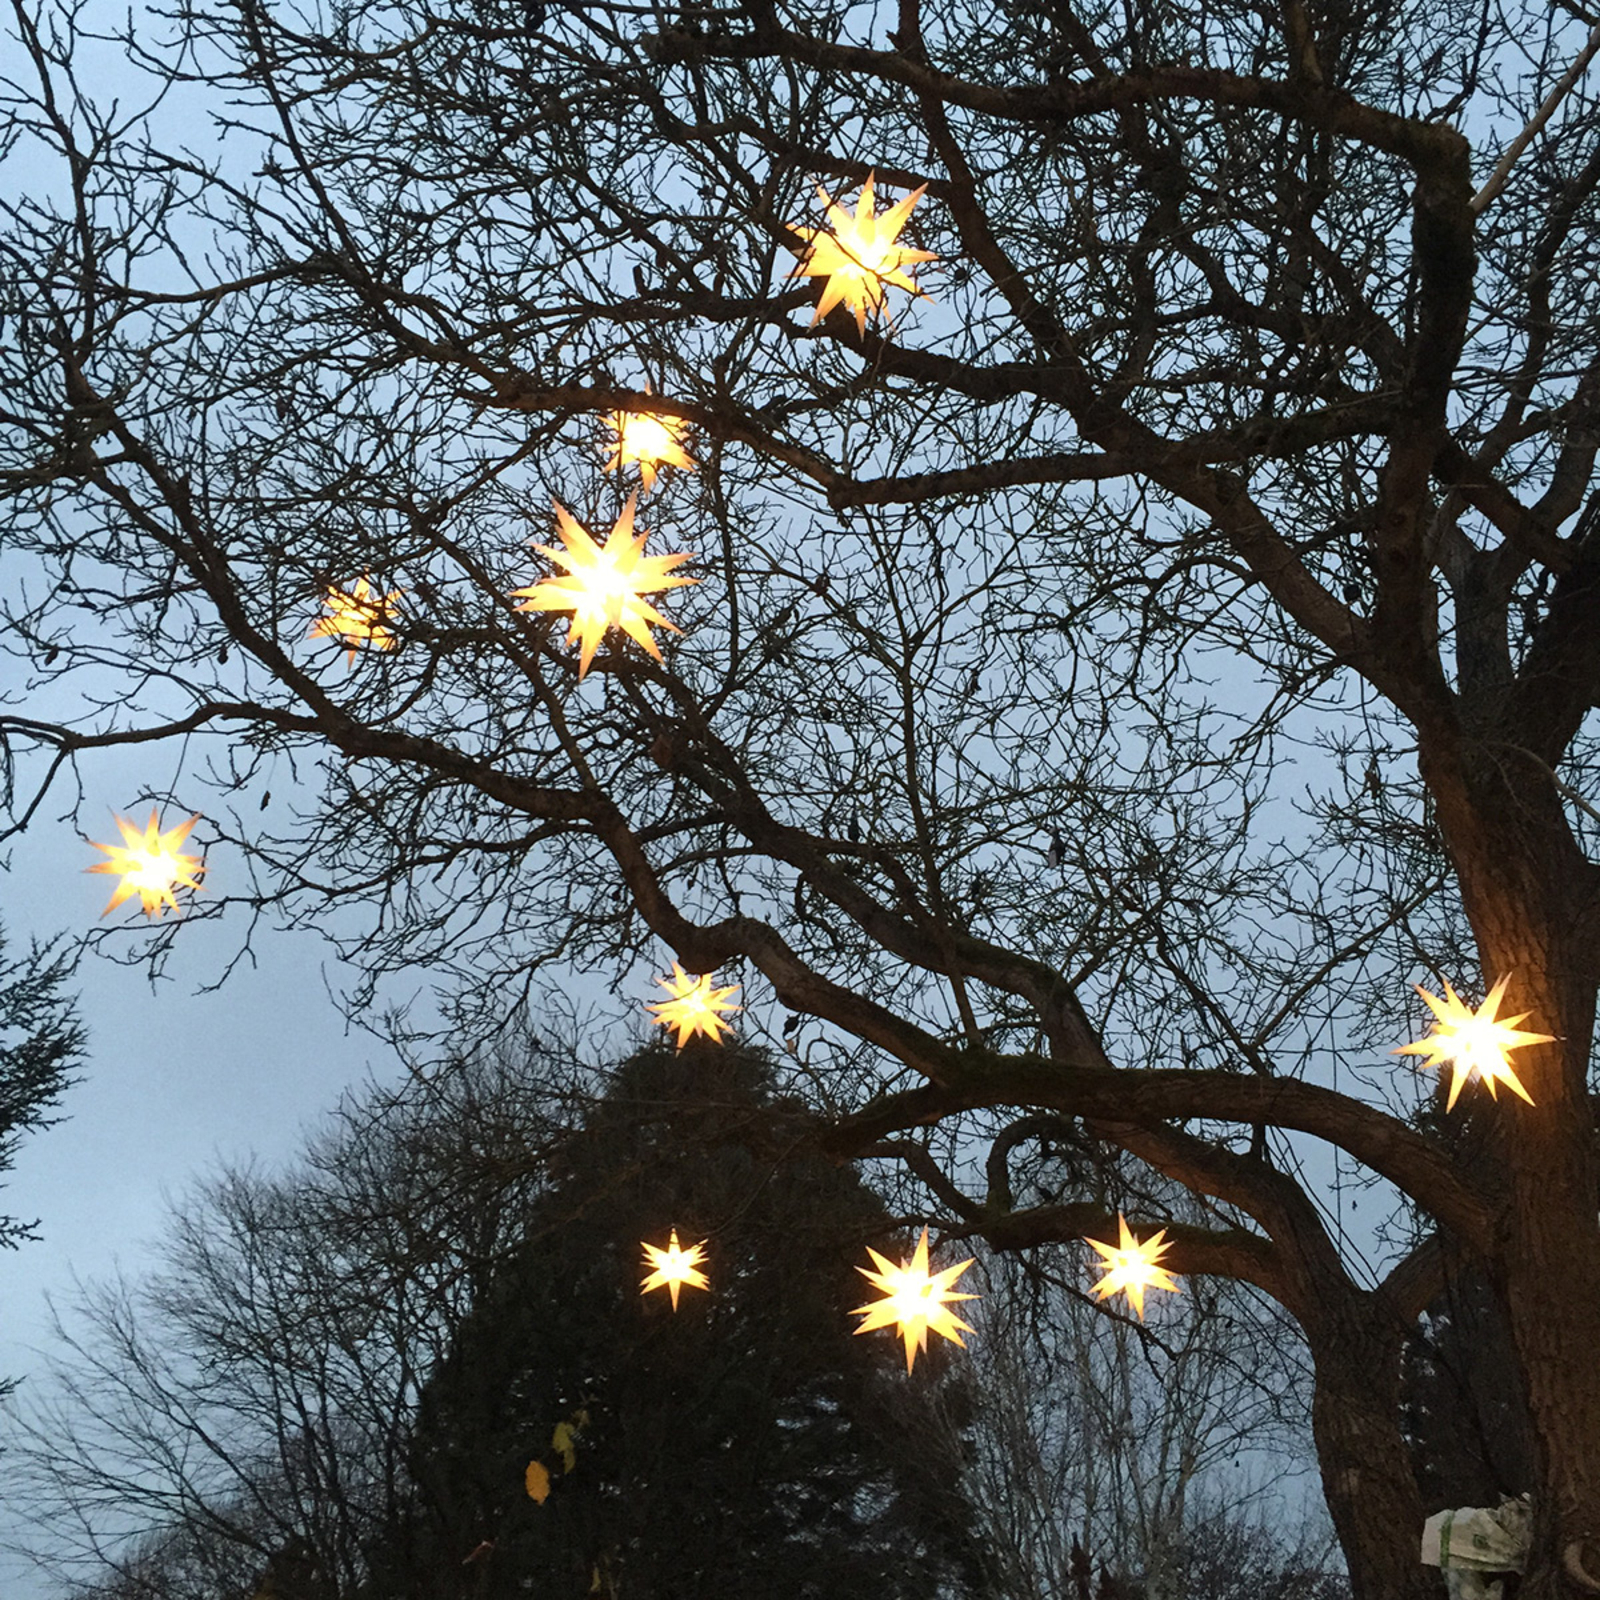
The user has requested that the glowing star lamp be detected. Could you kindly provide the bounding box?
[603,404,695,492]
[1088,1214,1181,1321]
[646,962,741,1048]
[640,1229,710,1311]
[852,1227,978,1373]
[309,577,403,665]
[510,495,696,679]
[1394,975,1553,1110]
[789,171,938,336]
[86,809,205,919]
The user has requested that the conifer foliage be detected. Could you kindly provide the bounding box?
[382,1041,984,1600]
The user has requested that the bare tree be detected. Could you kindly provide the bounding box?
[960,1213,1338,1600]
[1,1037,989,1600]
[1,1037,570,1597]
[4,0,1600,1593]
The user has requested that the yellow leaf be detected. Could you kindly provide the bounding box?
[525,1460,552,1504]
[551,1420,579,1473]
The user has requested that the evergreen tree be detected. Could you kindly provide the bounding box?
[0,919,84,1397]
[382,1041,985,1600]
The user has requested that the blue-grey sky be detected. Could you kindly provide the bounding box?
[0,767,408,1598]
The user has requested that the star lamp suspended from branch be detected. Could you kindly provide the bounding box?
[789,171,937,335]
[1087,1214,1181,1321]
[647,962,741,1048]
[603,400,696,492]
[86,809,205,919]
[510,496,696,679]
[1393,975,1553,1110]
[852,1227,978,1373]
[309,577,403,665]
[640,1229,710,1310]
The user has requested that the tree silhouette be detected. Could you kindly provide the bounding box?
[4,0,1600,1592]
[0,918,84,1392]
[381,1041,984,1599]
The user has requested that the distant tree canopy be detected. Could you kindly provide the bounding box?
[0,1036,989,1600]
[382,1041,984,1600]
[5,0,1600,1594]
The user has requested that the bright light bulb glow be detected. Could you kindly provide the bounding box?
[640,1229,710,1310]
[86,809,205,919]
[1394,976,1553,1110]
[852,1227,978,1373]
[1088,1214,1181,1321]
[604,408,695,491]
[646,962,741,1048]
[511,496,695,678]
[309,577,403,664]
[789,172,937,335]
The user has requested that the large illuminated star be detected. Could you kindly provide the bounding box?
[640,1229,710,1310]
[511,496,696,679]
[1394,975,1553,1110]
[603,404,695,492]
[309,576,403,664]
[852,1227,978,1373]
[789,172,937,335]
[646,962,741,1048]
[1087,1214,1181,1321]
[86,809,205,919]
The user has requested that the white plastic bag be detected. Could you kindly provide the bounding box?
[1420,1495,1533,1600]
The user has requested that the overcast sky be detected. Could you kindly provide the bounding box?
[0,747,416,1597]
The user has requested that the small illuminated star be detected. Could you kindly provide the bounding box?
[603,404,695,492]
[1087,1214,1181,1321]
[510,496,696,679]
[309,577,403,665]
[1394,975,1553,1110]
[789,171,937,335]
[852,1227,978,1373]
[646,962,741,1048]
[86,809,205,919]
[640,1229,710,1310]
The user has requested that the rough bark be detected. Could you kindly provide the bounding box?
[1309,1307,1440,1600]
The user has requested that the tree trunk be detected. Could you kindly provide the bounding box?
[1309,1304,1440,1600]
[1420,736,1600,1599]
[1495,1031,1600,1600]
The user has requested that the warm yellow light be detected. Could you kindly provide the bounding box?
[852,1227,978,1373]
[646,962,741,1048]
[790,171,937,335]
[604,406,695,492]
[1087,1214,1181,1321]
[1394,975,1553,1110]
[86,809,205,919]
[511,495,696,679]
[640,1229,710,1310]
[309,577,403,664]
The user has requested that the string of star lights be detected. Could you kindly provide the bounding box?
[789,171,937,335]
[1087,1214,1181,1321]
[640,1230,710,1310]
[1394,975,1554,1110]
[310,576,403,664]
[852,1227,978,1373]
[70,156,1578,1511]
[510,496,696,680]
[88,163,930,917]
[646,963,741,1048]
[86,809,206,919]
